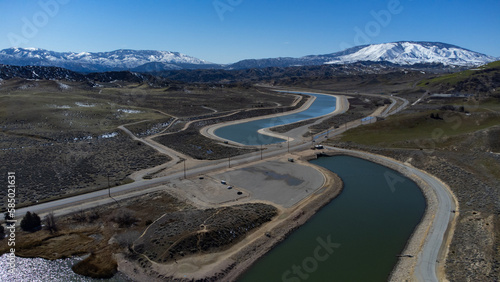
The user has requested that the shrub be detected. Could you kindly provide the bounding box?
[44,212,58,233]
[72,210,87,223]
[111,209,138,228]
[115,231,141,248]
[88,210,100,223]
[20,212,41,232]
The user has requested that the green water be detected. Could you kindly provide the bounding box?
[238,155,426,282]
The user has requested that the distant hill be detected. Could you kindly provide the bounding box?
[419,61,500,96]
[0,64,174,87]
[0,60,462,86]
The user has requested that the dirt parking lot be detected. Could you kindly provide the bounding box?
[215,159,325,208]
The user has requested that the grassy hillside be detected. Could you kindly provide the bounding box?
[339,109,500,150]
[419,61,500,96]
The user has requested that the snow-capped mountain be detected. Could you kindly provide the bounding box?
[324,42,497,66]
[0,48,219,72]
[226,41,497,69]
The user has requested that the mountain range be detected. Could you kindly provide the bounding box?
[0,48,218,73]
[0,41,497,73]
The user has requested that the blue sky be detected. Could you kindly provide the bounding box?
[0,0,499,64]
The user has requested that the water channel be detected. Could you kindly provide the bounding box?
[238,155,426,281]
[214,93,337,145]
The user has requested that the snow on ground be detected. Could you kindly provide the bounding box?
[100,132,118,139]
[73,135,93,141]
[57,82,71,90]
[71,132,118,142]
[75,102,96,107]
[118,109,142,114]
[48,104,71,109]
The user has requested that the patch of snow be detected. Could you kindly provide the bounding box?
[100,132,118,139]
[48,104,71,109]
[73,135,93,141]
[118,109,142,114]
[75,102,96,107]
[57,82,71,90]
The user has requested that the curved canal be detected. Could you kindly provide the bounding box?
[238,155,426,281]
[213,93,337,145]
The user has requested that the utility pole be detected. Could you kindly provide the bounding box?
[260,144,263,160]
[183,159,187,179]
[287,136,290,153]
[107,173,111,198]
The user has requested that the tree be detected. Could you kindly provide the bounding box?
[20,212,41,232]
[44,212,58,233]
